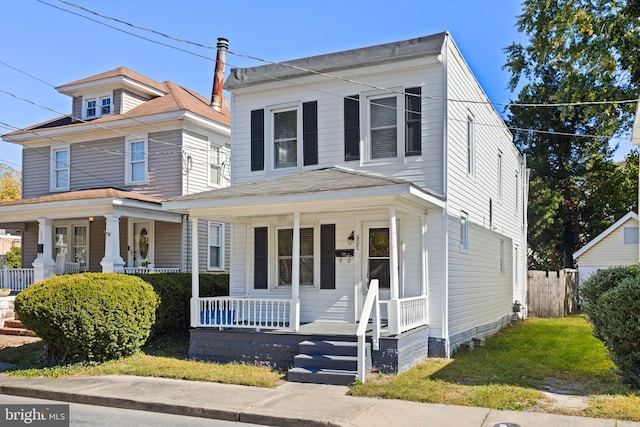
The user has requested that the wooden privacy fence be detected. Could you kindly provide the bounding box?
[527,269,579,318]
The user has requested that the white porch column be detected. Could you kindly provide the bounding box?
[388,207,402,335]
[421,214,428,296]
[100,213,125,273]
[32,218,55,282]
[290,212,301,331]
[190,217,200,327]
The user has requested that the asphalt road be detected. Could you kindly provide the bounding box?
[0,394,264,427]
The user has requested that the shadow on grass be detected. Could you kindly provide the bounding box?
[425,316,632,396]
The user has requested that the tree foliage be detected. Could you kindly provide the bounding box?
[0,163,21,201]
[505,0,640,269]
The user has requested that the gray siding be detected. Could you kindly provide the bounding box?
[121,90,149,113]
[22,222,37,269]
[22,147,51,198]
[126,129,183,199]
[113,89,123,115]
[70,137,125,190]
[154,221,182,268]
[72,97,82,122]
[89,218,106,272]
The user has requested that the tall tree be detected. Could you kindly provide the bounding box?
[505,0,640,269]
[0,163,21,201]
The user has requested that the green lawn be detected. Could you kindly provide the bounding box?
[350,316,640,420]
[1,316,638,420]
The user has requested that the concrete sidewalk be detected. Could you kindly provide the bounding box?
[0,374,638,427]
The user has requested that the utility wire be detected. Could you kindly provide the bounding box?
[51,0,639,109]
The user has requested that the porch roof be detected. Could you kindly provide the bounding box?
[164,167,445,219]
[0,188,181,224]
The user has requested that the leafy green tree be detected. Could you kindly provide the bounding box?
[4,245,21,269]
[505,0,640,269]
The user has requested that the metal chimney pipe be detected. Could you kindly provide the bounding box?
[211,37,228,111]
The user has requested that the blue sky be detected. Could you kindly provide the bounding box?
[0,0,632,170]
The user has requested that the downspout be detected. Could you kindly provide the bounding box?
[211,38,228,111]
[442,33,451,357]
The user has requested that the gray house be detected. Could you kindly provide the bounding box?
[0,67,231,284]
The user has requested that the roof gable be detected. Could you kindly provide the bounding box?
[573,211,639,260]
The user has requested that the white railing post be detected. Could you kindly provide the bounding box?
[190,217,200,328]
[357,279,380,384]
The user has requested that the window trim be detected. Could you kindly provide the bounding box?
[267,103,302,173]
[82,92,113,119]
[207,221,225,271]
[125,135,148,185]
[467,112,476,178]
[623,226,639,246]
[272,224,319,288]
[208,142,226,187]
[53,221,89,271]
[50,146,70,192]
[460,211,469,252]
[362,88,404,164]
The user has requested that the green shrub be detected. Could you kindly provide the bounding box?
[137,273,229,337]
[15,273,159,363]
[580,266,640,388]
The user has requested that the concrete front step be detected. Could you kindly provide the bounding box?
[287,367,357,386]
[293,353,358,371]
[298,339,362,356]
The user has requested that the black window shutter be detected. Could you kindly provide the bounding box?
[405,87,422,156]
[320,224,336,289]
[250,109,265,171]
[344,95,360,161]
[254,227,268,289]
[303,101,318,166]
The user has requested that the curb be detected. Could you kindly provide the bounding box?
[0,384,349,427]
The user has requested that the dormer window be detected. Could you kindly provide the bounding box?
[83,93,112,119]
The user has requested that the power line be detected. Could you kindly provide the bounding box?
[51,0,638,109]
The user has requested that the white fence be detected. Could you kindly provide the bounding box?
[197,297,292,330]
[398,295,428,333]
[1,268,35,291]
[123,267,181,274]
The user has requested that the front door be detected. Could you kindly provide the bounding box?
[363,224,391,319]
[130,220,153,267]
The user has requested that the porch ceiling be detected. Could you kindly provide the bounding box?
[164,167,445,221]
[0,188,181,224]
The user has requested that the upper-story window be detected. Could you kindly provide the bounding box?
[51,147,70,191]
[83,93,112,119]
[273,108,298,169]
[343,86,421,162]
[209,143,222,186]
[467,112,476,178]
[125,136,148,185]
[250,101,318,173]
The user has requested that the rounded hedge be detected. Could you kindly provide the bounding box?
[137,273,228,337]
[15,273,159,363]
[581,266,640,388]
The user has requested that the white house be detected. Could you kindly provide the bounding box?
[573,211,639,284]
[165,32,528,384]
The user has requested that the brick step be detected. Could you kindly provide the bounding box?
[0,327,37,337]
[4,319,25,329]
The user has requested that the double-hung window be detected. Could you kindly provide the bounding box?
[51,147,69,191]
[277,227,314,286]
[273,108,298,169]
[208,222,225,270]
[209,143,222,186]
[83,93,112,119]
[126,136,147,184]
[369,95,398,159]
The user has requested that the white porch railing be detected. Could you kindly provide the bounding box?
[123,266,181,274]
[398,295,428,334]
[356,279,380,383]
[64,262,81,274]
[1,267,35,292]
[197,297,292,330]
